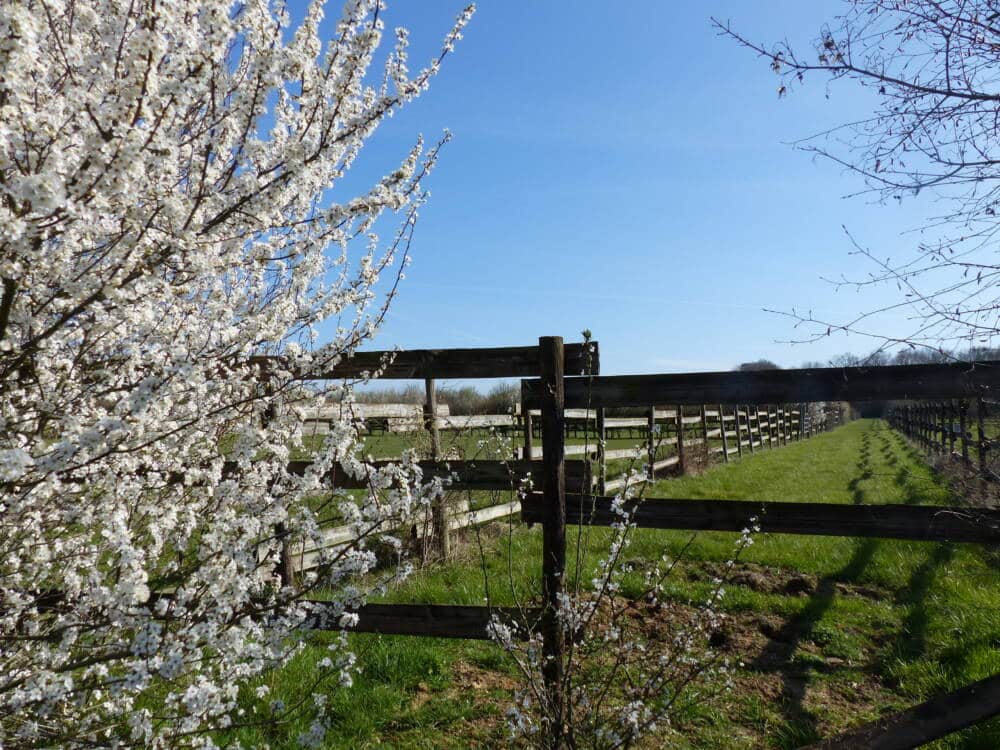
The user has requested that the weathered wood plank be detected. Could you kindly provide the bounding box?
[803,671,1000,750]
[523,360,1000,408]
[279,458,590,491]
[255,341,598,380]
[330,603,540,640]
[521,495,1000,544]
[436,414,516,429]
[602,457,679,493]
[298,498,524,570]
[39,591,537,641]
[522,445,592,459]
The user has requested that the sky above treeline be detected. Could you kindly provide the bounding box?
[305,1,945,377]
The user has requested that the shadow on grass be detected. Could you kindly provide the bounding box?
[893,544,956,664]
[749,539,881,747]
[748,422,883,745]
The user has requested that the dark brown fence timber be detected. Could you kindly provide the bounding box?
[519,349,1000,747]
[522,360,1000,409]
[203,342,1000,742]
[253,342,597,380]
[270,340,598,641]
[888,397,1000,484]
[521,494,1000,544]
[525,401,844,492]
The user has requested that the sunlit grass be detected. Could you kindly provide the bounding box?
[227,420,1000,748]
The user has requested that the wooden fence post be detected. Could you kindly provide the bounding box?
[524,406,534,460]
[596,407,607,495]
[917,402,930,451]
[424,378,449,559]
[960,399,970,466]
[648,406,656,480]
[676,405,686,474]
[937,401,948,455]
[538,336,566,743]
[700,404,710,457]
[978,397,988,479]
[948,400,957,458]
[734,404,744,458]
[748,405,756,454]
[718,404,730,462]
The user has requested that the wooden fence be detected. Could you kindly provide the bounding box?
[295,398,845,563]
[262,343,1000,745]
[518,341,1000,748]
[522,401,846,493]
[886,398,1000,482]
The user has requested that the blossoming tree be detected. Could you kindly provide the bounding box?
[0,0,471,744]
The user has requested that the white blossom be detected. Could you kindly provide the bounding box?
[0,0,474,744]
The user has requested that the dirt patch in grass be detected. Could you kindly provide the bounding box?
[433,591,909,746]
[694,560,891,602]
[448,660,519,694]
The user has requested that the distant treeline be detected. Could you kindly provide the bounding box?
[741,346,1000,373]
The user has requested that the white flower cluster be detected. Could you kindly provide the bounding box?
[0,0,473,744]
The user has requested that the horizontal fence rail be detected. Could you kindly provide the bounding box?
[522,360,1000,409]
[521,494,1000,544]
[254,341,598,380]
[339,603,540,640]
[281,458,591,492]
[252,337,1000,746]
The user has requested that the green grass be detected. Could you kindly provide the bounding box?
[227,420,1000,748]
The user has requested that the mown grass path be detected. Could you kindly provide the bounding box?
[231,420,1000,749]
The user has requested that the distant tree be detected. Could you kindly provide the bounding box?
[716,1,1000,356]
[736,359,781,371]
[828,350,891,368]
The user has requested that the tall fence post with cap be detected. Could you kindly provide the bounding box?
[538,336,566,744]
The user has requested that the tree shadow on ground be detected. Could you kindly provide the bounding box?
[892,544,956,666]
[749,539,880,746]
[748,422,883,744]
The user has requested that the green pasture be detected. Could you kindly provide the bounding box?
[227,420,1000,748]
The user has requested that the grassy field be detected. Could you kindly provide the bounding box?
[229,420,1000,748]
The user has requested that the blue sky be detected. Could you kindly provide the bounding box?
[309,1,943,377]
